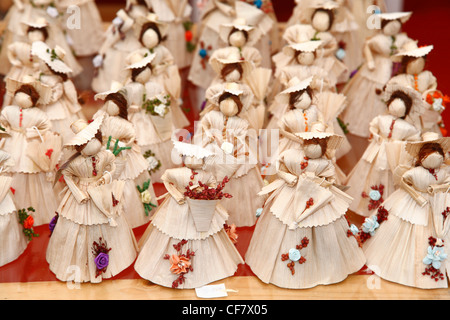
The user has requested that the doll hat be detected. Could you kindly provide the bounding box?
[125,49,156,70]
[283,40,323,58]
[133,13,168,40]
[208,82,253,111]
[172,139,214,160]
[64,113,105,147]
[378,11,412,24]
[405,132,450,159]
[276,76,314,105]
[6,75,52,106]
[94,81,127,101]
[384,82,425,118]
[219,18,259,46]
[31,41,73,75]
[209,47,253,78]
[393,41,434,61]
[21,17,48,30]
[295,131,345,151]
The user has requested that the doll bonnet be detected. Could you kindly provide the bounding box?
[31,41,73,75]
[207,82,253,112]
[219,18,259,47]
[133,13,168,41]
[64,114,105,148]
[392,41,434,63]
[125,49,157,70]
[405,132,450,160]
[209,47,253,79]
[295,131,345,153]
[384,83,425,123]
[378,11,412,24]
[6,75,52,106]
[276,76,314,105]
[282,40,323,59]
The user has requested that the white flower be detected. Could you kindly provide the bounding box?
[46,6,59,18]
[221,142,234,155]
[154,103,167,117]
[146,156,159,171]
[93,54,103,68]
[140,190,152,204]
[432,98,445,112]
[349,224,360,236]
[362,216,379,236]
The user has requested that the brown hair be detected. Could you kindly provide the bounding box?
[105,92,128,120]
[416,142,445,166]
[139,22,166,46]
[312,9,334,31]
[400,55,427,74]
[303,137,328,157]
[15,84,40,107]
[47,65,69,82]
[220,63,243,81]
[130,64,152,82]
[74,130,103,153]
[218,92,244,115]
[386,90,413,119]
[27,26,49,41]
[289,87,314,110]
[228,28,249,44]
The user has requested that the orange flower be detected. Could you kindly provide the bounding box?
[169,254,191,275]
[225,224,238,244]
[23,216,34,229]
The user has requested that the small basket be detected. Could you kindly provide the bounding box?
[186,198,219,232]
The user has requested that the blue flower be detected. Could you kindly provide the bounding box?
[254,0,263,9]
[335,48,346,60]
[349,224,359,236]
[369,190,381,201]
[199,48,208,58]
[423,246,448,269]
[362,216,379,236]
[289,248,301,262]
[256,208,263,217]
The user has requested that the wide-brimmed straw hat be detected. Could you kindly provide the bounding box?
[378,11,412,24]
[282,40,323,58]
[405,131,450,159]
[64,114,105,147]
[276,76,314,105]
[31,41,73,74]
[209,47,253,79]
[133,13,168,40]
[295,131,345,152]
[219,18,259,47]
[6,75,52,106]
[384,83,425,120]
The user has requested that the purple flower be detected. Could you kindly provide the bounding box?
[49,214,58,234]
[94,252,109,270]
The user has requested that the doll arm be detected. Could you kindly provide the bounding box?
[25,117,51,139]
[364,41,375,71]
[277,161,298,187]
[161,170,185,204]
[62,166,90,204]
[97,151,116,185]
[400,172,427,207]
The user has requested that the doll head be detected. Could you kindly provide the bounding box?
[183,155,204,170]
[386,90,413,119]
[296,51,315,66]
[105,92,128,119]
[131,64,152,83]
[381,19,402,36]
[303,138,327,159]
[228,28,248,47]
[289,87,313,110]
[220,63,243,82]
[218,92,243,117]
[402,56,426,75]
[416,143,445,169]
[311,9,334,32]
[75,130,103,157]
[13,84,40,109]
[27,26,48,42]
[139,23,164,49]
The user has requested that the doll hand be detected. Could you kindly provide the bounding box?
[367,60,375,71]
[177,197,186,205]
[288,177,298,187]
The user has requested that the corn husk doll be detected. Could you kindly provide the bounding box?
[360,132,450,289]
[340,11,416,138]
[0,76,62,226]
[134,140,244,289]
[344,83,425,218]
[388,43,444,136]
[93,84,158,229]
[123,46,189,129]
[187,0,273,91]
[246,132,366,289]
[46,115,138,283]
[0,150,29,267]
[196,82,266,227]
[30,41,87,144]
[0,1,83,77]
[124,77,178,183]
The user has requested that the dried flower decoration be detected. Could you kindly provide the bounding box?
[422,237,447,282]
[361,184,385,211]
[280,237,310,275]
[92,238,111,278]
[163,239,195,288]
[18,207,39,241]
[184,175,232,200]
[137,179,157,216]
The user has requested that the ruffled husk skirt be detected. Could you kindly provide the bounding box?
[0,193,28,267]
[246,211,366,289]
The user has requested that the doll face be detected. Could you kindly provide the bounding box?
[27,30,45,42]
[311,11,331,32]
[184,155,203,170]
[223,68,242,82]
[297,52,315,66]
[303,142,323,159]
[81,138,102,157]
[293,91,312,110]
[421,151,444,170]
[105,100,120,116]
[382,20,401,36]
[406,57,425,75]
[228,30,247,47]
[135,66,152,83]
[219,98,239,117]
[141,29,159,49]
[388,98,407,118]
[14,92,34,109]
